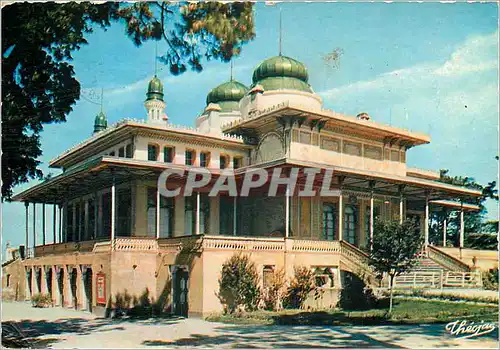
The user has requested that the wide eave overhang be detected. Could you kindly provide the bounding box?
[50,120,250,169]
[222,101,431,147]
[13,156,481,205]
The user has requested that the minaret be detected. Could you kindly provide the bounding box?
[145,42,167,125]
[93,89,108,134]
[93,111,107,134]
[145,75,166,124]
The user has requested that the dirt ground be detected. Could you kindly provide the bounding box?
[2,301,498,348]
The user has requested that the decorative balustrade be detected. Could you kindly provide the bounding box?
[394,270,482,289]
[291,239,340,253]
[427,246,470,272]
[114,238,158,252]
[33,240,96,257]
[202,235,285,252]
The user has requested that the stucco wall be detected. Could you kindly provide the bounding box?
[437,247,498,271]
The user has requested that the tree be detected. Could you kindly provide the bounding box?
[429,169,498,246]
[369,219,422,313]
[217,254,260,314]
[1,2,255,199]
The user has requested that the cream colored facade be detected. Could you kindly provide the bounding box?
[4,55,485,317]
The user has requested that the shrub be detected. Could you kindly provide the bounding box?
[31,293,52,308]
[217,254,261,314]
[339,272,377,310]
[282,266,319,309]
[482,268,499,291]
[261,268,286,311]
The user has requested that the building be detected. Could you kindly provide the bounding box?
[3,54,485,317]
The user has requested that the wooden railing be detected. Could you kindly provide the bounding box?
[394,270,482,289]
[427,246,470,272]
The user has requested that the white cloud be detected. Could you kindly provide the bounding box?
[319,30,499,219]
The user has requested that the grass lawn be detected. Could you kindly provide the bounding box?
[205,298,499,326]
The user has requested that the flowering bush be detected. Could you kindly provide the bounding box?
[282,266,319,309]
[31,293,53,308]
[217,254,261,314]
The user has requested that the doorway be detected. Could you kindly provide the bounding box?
[83,268,93,312]
[70,268,78,310]
[57,269,64,306]
[172,267,189,317]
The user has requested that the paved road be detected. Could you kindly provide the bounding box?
[2,302,498,348]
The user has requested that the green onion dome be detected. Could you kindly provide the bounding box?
[93,111,107,133]
[252,55,312,93]
[206,80,249,112]
[146,75,164,101]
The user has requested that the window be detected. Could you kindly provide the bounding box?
[160,196,174,238]
[147,187,157,237]
[148,144,159,161]
[233,157,242,169]
[220,155,228,169]
[314,268,335,288]
[125,144,133,158]
[164,146,174,163]
[109,151,115,157]
[117,187,132,236]
[263,266,275,288]
[75,202,81,242]
[219,196,235,235]
[6,274,11,288]
[344,205,357,245]
[199,193,210,234]
[118,147,125,157]
[322,203,337,241]
[66,205,74,242]
[184,196,195,235]
[200,152,210,167]
[88,198,96,240]
[101,192,112,239]
[185,150,194,166]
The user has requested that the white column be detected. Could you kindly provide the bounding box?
[443,214,447,247]
[42,203,46,245]
[32,203,36,255]
[459,205,464,248]
[338,191,343,241]
[156,187,160,239]
[370,192,374,251]
[53,204,57,244]
[424,194,429,247]
[285,186,290,238]
[111,179,116,242]
[233,196,237,236]
[399,194,404,224]
[195,192,201,235]
[25,202,29,258]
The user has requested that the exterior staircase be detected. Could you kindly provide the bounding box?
[394,248,482,289]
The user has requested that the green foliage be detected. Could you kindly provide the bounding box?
[339,272,378,310]
[206,299,498,326]
[482,268,499,291]
[1,2,255,199]
[30,293,53,308]
[282,266,319,309]
[261,268,286,311]
[217,254,261,314]
[429,169,498,247]
[369,219,422,313]
[465,233,498,250]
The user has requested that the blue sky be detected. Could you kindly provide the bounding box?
[2,2,498,254]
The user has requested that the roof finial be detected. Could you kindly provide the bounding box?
[154,41,158,77]
[230,60,234,81]
[278,7,282,56]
